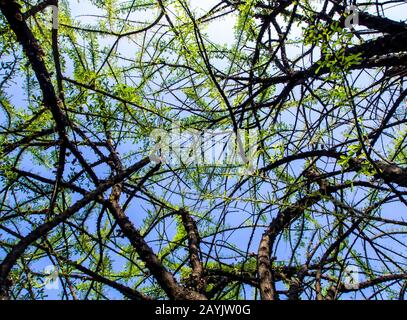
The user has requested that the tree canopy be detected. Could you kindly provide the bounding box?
[0,0,407,300]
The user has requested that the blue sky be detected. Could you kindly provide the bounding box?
[1,0,407,300]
